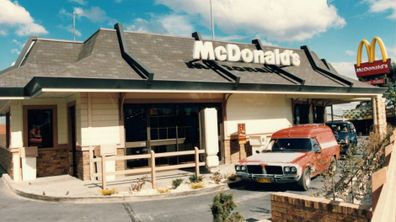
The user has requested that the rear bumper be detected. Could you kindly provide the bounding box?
[236,172,301,183]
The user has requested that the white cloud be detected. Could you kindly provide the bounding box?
[345,50,355,56]
[156,0,345,41]
[73,6,115,24]
[10,38,23,55]
[12,39,23,47]
[15,22,47,36]
[10,48,20,54]
[331,61,358,80]
[365,0,396,19]
[69,0,86,5]
[126,14,194,36]
[60,6,115,26]
[0,0,48,36]
[58,24,82,38]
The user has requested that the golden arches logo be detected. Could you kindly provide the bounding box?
[356,36,389,67]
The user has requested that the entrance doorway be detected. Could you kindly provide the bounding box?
[124,103,222,168]
[67,104,77,177]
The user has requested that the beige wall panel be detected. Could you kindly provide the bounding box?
[225,94,293,137]
[80,93,121,146]
[10,101,23,148]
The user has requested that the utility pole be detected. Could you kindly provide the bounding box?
[72,11,76,41]
[210,0,215,40]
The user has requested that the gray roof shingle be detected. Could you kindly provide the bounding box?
[0,27,376,91]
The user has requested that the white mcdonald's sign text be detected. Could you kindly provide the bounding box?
[192,41,300,66]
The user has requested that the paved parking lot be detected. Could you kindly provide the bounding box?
[0,166,325,222]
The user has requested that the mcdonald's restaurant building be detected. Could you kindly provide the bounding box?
[0,24,387,182]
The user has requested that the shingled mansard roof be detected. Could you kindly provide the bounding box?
[0,23,384,98]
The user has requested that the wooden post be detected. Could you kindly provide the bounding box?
[101,155,106,190]
[89,146,94,181]
[195,147,200,177]
[150,150,156,189]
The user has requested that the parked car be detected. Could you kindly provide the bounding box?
[325,120,358,154]
[235,124,340,190]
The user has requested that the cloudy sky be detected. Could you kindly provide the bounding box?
[0,0,395,80]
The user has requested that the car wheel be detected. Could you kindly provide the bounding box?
[298,168,311,191]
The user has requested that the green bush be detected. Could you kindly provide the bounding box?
[211,192,244,222]
[189,174,203,183]
[172,178,183,189]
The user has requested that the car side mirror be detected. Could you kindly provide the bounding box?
[313,144,321,153]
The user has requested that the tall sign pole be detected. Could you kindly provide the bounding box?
[72,11,76,41]
[210,0,215,40]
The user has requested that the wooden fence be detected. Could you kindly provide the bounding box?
[92,147,205,190]
[371,130,396,221]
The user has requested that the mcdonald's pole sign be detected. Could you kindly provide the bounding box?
[354,36,391,79]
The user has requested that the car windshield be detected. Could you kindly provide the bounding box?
[327,123,349,133]
[271,138,313,152]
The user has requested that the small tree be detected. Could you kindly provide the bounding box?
[211,192,244,222]
[318,128,391,204]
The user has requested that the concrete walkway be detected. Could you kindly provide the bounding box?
[2,165,235,203]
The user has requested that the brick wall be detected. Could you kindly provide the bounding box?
[271,192,371,222]
[0,147,13,178]
[37,146,69,177]
[116,147,125,171]
[76,150,90,180]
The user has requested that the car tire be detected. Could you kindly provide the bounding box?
[298,168,311,191]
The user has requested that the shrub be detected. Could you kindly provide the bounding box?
[191,182,204,189]
[227,174,237,182]
[130,176,147,193]
[318,128,393,204]
[189,174,203,183]
[211,192,244,222]
[210,171,223,184]
[101,188,116,196]
[172,178,184,189]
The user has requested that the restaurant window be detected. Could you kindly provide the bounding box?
[293,103,310,124]
[6,112,10,148]
[313,106,325,123]
[27,108,54,148]
[0,113,10,148]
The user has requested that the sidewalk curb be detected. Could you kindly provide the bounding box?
[2,174,229,203]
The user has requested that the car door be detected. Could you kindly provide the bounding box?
[311,138,328,175]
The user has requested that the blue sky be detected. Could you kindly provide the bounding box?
[0,0,395,79]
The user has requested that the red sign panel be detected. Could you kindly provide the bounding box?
[354,58,391,78]
[368,78,385,85]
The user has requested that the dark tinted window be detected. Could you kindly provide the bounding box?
[27,109,54,148]
[271,138,313,152]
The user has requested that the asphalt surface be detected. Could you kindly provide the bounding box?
[0,167,323,222]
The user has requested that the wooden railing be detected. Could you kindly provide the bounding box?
[371,130,396,221]
[93,147,205,190]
